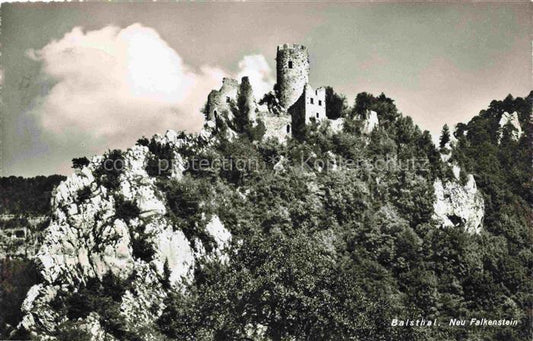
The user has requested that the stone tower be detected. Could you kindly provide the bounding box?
[276,44,310,109]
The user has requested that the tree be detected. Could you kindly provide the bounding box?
[162,259,172,290]
[0,175,65,215]
[0,259,41,338]
[233,77,254,132]
[259,92,282,115]
[439,124,451,149]
[353,92,375,116]
[325,86,347,119]
[94,149,124,190]
[72,157,90,170]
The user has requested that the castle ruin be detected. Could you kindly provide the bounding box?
[205,44,333,140]
[276,44,310,109]
[206,77,239,122]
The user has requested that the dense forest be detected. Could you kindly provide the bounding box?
[0,175,66,216]
[0,175,65,337]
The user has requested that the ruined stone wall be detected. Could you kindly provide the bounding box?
[203,44,328,141]
[206,77,239,121]
[288,90,306,137]
[240,76,257,122]
[303,85,326,124]
[289,84,327,137]
[260,113,292,142]
[329,118,345,133]
[206,77,259,131]
[276,44,309,109]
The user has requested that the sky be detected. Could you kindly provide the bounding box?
[1,2,531,177]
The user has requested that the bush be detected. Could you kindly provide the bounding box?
[53,273,137,340]
[143,139,175,178]
[114,195,140,222]
[77,186,92,202]
[55,321,92,341]
[71,157,90,170]
[131,231,155,262]
[94,149,124,191]
[158,177,216,252]
[325,86,347,119]
[0,258,41,338]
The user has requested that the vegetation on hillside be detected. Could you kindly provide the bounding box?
[154,92,531,340]
[1,90,531,340]
[0,258,41,339]
[0,175,65,216]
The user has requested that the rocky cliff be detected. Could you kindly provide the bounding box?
[3,86,529,341]
[19,130,232,340]
[432,175,484,234]
[18,119,489,339]
[16,89,507,340]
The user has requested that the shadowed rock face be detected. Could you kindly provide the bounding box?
[19,130,232,340]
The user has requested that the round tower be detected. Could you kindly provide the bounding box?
[276,44,309,109]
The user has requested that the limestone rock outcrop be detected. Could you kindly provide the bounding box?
[19,130,232,340]
[432,175,484,234]
[498,111,523,141]
[362,110,379,135]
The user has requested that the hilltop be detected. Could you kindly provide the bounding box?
[1,89,530,340]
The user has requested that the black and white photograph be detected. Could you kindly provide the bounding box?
[0,1,531,340]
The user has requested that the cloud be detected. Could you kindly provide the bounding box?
[27,24,213,148]
[27,24,274,158]
[237,54,275,100]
